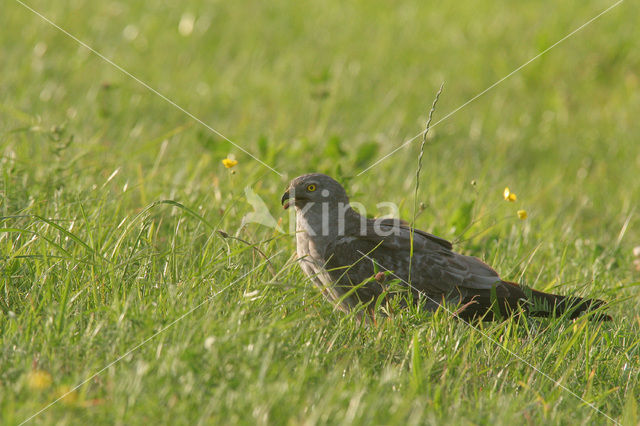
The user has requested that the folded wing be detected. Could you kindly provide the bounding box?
[324,219,528,317]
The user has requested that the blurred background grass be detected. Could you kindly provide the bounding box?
[1,0,639,424]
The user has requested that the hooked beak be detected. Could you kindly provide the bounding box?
[281,189,292,210]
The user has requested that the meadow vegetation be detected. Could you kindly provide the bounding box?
[1,0,639,424]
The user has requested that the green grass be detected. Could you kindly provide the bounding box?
[2,0,640,424]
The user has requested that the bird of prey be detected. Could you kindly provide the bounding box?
[281,173,610,321]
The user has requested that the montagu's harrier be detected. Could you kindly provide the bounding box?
[281,173,610,321]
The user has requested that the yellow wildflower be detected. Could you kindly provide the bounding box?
[222,158,238,168]
[503,187,517,202]
[55,385,79,406]
[27,370,53,390]
[517,209,528,220]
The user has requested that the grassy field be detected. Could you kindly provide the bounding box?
[2,0,640,424]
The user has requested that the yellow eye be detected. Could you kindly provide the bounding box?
[306,184,316,192]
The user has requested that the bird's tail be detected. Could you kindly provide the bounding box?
[526,288,611,321]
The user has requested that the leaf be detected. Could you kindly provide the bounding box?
[489,284,503,320]
[410,331,424,390]
[257,135,269,158]
[354,142,379,168]
[622,390,637,426]
[449,200,474,233]
[324,136,346,159]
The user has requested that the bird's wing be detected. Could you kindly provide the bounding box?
[323,235,388,306]
[375,218,452,250]
[325,220,526,315]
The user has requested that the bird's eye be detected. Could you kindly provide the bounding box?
[306,184,317,192]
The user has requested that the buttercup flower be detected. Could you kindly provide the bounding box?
[55,385,79,406]
[517,209,528,220]
[503,187,517,202]
[27,370,52,390]
[222,158,238,168]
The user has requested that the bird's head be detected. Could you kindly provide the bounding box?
[281,173,349,210]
